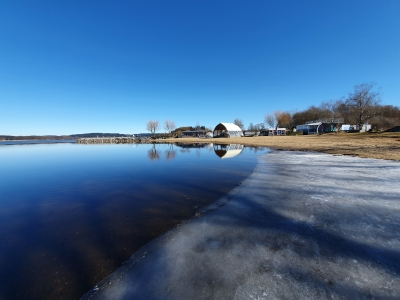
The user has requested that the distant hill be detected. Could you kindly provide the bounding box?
[69,133,129,138]
[0,133,130,140]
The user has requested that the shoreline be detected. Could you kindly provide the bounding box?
[164,132,400,161]
[5,132,399,161]
[81,150,400,299]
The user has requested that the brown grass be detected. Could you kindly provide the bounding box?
[164,132,400,161]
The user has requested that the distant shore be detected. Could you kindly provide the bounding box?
[164,132,400,161]
[5,132,399,161]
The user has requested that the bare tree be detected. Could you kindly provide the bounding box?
[255,123,265,131]
[346,83,381,126]
[233,118,244,130]
[320,99,343,120]
[370,104,400,131]
[274,111,292,129]
[164,120,176,135]
[264,113,276,129]
[146,120,159,136]
[292,106,329,126]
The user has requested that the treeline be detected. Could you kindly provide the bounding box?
[146,119,210,136]
[263,83,400,131]
[0,135,72,140]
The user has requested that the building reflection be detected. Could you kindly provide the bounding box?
[213,144,244,159]
[146,143,245,161]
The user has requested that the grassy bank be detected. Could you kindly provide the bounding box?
[164,132,400,161]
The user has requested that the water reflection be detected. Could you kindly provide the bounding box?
[174,142,243,159]
[170,142,213,156]
[147,144,160,161]
[0,142,267,300]
[214,144,244,159]
[146,143,260,160]
[175,142,212,149]
[165,144,177,160]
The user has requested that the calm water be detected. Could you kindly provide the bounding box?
[0,139,75,145]
[0,142,267,299]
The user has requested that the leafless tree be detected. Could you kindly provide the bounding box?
[164,120,176,135]
[292,106,331,126]
[264,113,276,129]
[255,123,265,131]
[146,120,159,136]
[346,83,381,126]
[274,111,292,129]
[233,118,244,130]
[370,105,400,130]
[320,99,343,120]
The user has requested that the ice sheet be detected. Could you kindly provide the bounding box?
[81,151,400,300]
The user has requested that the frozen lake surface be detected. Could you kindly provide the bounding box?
[82,151,400,300]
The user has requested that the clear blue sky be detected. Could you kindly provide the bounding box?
[1,0,399,135]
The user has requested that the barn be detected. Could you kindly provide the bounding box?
[213,123,243,138]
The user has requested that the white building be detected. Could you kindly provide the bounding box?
[213,123,244,138]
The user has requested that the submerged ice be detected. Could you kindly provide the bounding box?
[81,151,400,300]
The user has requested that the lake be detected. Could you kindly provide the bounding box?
[0,142,267,299]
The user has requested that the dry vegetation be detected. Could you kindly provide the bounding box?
[166,132,400,161]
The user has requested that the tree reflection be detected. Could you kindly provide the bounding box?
[148,144,160,161]
[165,144,177,160]
[180,148,191,153]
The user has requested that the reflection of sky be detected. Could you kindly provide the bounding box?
[0,142,265,208]
[0,142,268,299]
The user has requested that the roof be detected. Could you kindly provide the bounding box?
[385,126,400,132]
[213,123,243,132]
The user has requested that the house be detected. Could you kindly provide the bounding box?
[341,124,372,132]
[296,118,344,135]
[259,128,287,136]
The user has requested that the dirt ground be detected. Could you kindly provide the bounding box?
[165,132,400,161]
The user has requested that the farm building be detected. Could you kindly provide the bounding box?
[213,123,243,138]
